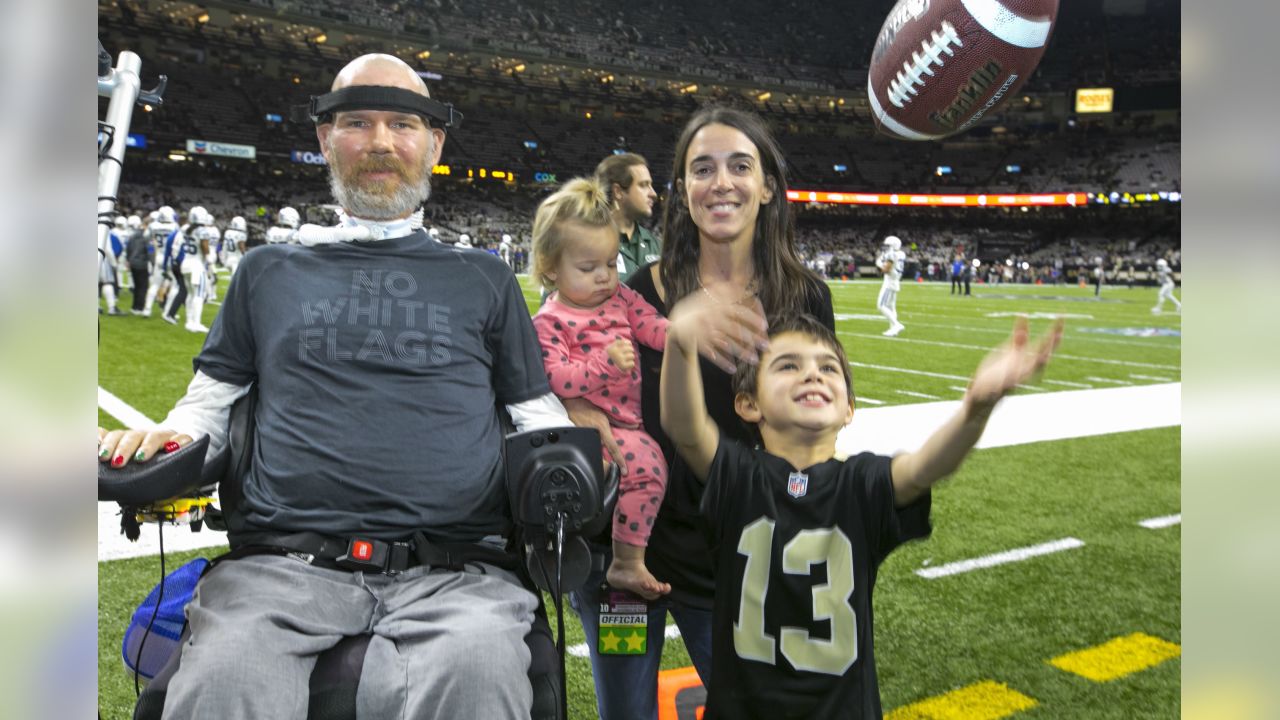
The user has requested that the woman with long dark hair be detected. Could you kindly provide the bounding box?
[568,105,835,720]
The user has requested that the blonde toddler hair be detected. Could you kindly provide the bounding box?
[531,177,614,292]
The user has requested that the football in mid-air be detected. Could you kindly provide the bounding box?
[868,0,1059,140]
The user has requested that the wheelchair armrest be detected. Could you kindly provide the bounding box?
[98,435,223,505]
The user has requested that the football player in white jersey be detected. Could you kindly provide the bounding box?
[877,235,906,336]
[222,216,249,277]
[162,206,214,332]
[99,216,127,315]
[194,209,222,308]
[143,206,179,316]
[1151,258,1181,314]
[266,206,300,244]
[498,233,513,266]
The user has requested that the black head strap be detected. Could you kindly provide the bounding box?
[297,85,463,129]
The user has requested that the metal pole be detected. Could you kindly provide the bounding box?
[97,51,143,257]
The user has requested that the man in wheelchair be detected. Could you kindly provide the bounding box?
[97,53,579,719]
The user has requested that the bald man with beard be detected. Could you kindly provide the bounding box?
[98,54,571,719]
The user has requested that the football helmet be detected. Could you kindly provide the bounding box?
[157,207,177,224]
[883,235,902,250]
[1156,258,1169,269]
[458,233,472,248]
[127,215,142,229]
[230,216,247,232]
[278,207,300,229]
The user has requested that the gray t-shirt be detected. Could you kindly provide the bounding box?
[195,230,549,542]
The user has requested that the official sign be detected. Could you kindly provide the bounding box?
[291,150,328,165]
[186,139,257,160]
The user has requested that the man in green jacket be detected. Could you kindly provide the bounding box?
[595,152,659,280]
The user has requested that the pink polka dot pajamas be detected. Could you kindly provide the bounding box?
[533,285,669,547]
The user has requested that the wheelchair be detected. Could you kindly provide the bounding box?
[100,387,617,720]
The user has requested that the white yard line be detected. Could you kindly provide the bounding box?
[1130,373,1173,382]
[839,331,1180,371]
[849,360,1059,393]
[98,387,155,429]
[1044,379,1092,389]
[915,537,1086,579]
[1138,513,1181,529]
[1085,376,1132,386]
[849,361,970,382]
[830,313,1180,350]
[857,397,885,406]
[897,390,940,400]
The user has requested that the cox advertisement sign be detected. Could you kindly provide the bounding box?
[186,139,256,160]
[291,150,328,165]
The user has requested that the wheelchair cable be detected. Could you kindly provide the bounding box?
[132,514,167,697]
[554,512,568,720]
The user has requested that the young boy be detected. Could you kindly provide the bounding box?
[661,311,1062,719]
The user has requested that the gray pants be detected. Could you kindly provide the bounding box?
[162,554,538,719]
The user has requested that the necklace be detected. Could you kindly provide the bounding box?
[697,274,759,306]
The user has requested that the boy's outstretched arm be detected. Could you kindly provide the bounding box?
[661,318,720,480]
[891,317,1063,506]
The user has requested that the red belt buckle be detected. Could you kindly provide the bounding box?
[336,537,388,572]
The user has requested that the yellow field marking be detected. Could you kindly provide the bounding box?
[886,680,1037,720]
[1048,632,1181,682]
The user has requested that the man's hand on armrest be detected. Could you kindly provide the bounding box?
[98,427,193,469]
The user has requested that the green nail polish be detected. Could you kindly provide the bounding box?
[134,450,146,461]
[99,447,110,458]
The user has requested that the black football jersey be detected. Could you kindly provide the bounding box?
[701,439,932,719]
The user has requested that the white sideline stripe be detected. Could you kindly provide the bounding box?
[961,0,1053,48]
[858,397,886,406]
[1139,513,1181,529]
[837,383,1180,457]
[839,331,1180,371]
[98,387,155,429]
[916,537,1085,579]
[568,623,683,658]
[897,390,940,400]
[1131,373,1173,382]
[1045,379,1092,389]
[950,386,971,394]
[1085,376,1132,386]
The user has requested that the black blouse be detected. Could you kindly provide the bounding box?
[626,262,836,608]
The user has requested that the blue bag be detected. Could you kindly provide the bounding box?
[122,557,209,681]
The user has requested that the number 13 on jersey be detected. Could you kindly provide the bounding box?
[733,517,859,676]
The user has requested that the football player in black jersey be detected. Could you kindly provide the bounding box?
[661,311,1062,719]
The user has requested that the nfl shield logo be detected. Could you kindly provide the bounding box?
[787,471,809,499]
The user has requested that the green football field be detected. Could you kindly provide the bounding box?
[97,275,1181,719]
